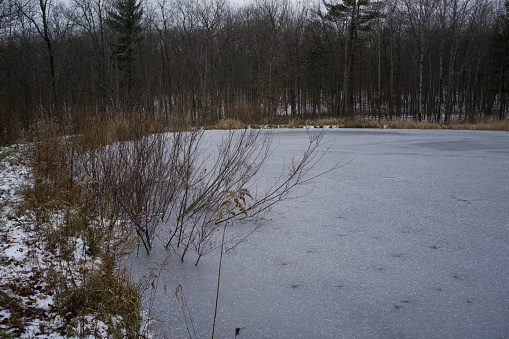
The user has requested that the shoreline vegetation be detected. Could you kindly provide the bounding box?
[211,116,509,131]
[0,114,509,338]
[0,139,146,337]
[0,113,507,338]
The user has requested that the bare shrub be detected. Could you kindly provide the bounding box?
[30,112,334,262]
[18,114,336,337]
[75,119,334,262]
[20,120,145,336]
[163,129,275,262]
[73,114,189,254]
[159,128,335,263]
[223,100,265,124]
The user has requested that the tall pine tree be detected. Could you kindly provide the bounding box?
[320,0,384,116]
[107,0,143,100]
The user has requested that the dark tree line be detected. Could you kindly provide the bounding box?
[1,0,508,144]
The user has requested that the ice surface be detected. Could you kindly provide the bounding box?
[131,129,509,338]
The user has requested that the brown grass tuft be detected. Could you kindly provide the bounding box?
[448,118,509,131]
[214,119,245,130]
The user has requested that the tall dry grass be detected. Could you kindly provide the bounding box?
[20,115,162,337]
[448,118,509,131]
[210,115,509,131]
[213,118,245,130]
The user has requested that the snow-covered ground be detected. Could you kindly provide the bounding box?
[132,129,509,338]
[0,146,121,338]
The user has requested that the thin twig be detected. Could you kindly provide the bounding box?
[211,223,227,339]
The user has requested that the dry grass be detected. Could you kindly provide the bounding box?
[56,264,141,337]
[202,101,508,131]
[381,118,509,131]
[447,118,509,131]
[17,118,146,337]
[213,118,246,130]
[384,120,443,129]
[218,116,509,131]
[71,112,182,151]
[287,118,302,128]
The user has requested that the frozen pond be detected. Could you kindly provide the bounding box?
[132,129,509,338]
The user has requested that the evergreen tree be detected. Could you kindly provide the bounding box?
[107,0,143,98]
[320,0,384,116]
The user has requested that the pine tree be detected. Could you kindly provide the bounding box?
[107,0,143,98]
[320,0,384,116]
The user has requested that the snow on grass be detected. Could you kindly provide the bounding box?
[0,145,125,338]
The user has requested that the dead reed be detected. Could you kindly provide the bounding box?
[208,115,509,131]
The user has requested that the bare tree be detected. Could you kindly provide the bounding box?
[71,0,111,113]
[1,0,507,126]
[12,0,59,114]
[403,0,439,121]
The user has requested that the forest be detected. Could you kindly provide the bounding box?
[1,0,509,144]
[1,1,509,337]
